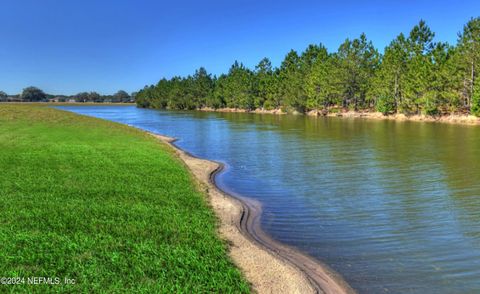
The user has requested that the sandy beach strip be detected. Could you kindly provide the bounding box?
[150,133,355,294]
[199,107,480,126]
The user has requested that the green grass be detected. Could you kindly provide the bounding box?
[0,104,250,293]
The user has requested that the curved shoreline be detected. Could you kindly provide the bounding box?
[150,132,355,294]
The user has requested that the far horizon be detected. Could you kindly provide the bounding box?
[1,0,479,95]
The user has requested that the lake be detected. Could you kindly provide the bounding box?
[58,105,480,293]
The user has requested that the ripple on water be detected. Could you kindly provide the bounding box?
[57,106,480,294]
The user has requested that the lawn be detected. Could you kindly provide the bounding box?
[0,104,249,293]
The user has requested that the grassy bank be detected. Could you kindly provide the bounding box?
[0,105,249,293]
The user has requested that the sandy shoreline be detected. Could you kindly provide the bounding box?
[323,111,480,125]
[150,133,355,294]
[198,107,480,126]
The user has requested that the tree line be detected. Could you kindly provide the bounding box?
[136,18,480,116]
[0,87,135,103]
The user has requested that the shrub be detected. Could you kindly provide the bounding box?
[375,95,395,115]
[423,104,439,116]
[263,100,275,110]
[472,80,480,117]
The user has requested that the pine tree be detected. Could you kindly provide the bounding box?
[191,67,214,109]
[336,33,380,110]
[210,75,227,109]
[403,20,435,114]
[306,53,336,111]
[371,33,408,114]
[223,61,255,110]
[278,50,304,111]
[254,58,274,109]
[265,69,282,110]
[457,17,480,111]
[428,43,461,114]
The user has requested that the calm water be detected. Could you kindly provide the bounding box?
[58,106,480,293]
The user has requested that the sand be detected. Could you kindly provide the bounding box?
[321,111,480,125]
[151,133,355,294]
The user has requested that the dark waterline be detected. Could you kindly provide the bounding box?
[57,105,480,294]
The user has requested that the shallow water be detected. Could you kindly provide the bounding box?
[58,105,480,293]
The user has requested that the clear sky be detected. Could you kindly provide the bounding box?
[0,0,479,95]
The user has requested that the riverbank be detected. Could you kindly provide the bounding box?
[323,111,480,125]
[198,107,480,125]
[0,104,249,292]
[150,133,355,294]
[58,104,480,293]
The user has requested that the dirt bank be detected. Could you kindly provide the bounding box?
[151,133,355,294]
[198,107,480,126]
[321,111,480,125]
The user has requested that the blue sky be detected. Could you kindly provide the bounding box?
[0,0,479,95]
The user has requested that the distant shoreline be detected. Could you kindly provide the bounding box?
[196,107,480,126]
[18,101,479,126]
